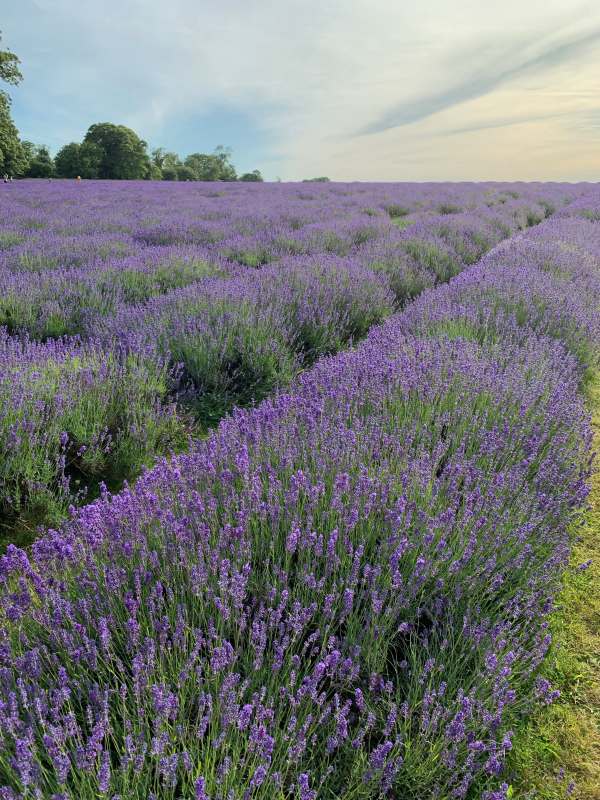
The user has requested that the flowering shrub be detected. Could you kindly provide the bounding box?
[0,181,574,530]
[0,331,183,533]
[0,183,598,798]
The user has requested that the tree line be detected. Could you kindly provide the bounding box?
[0,35,264,182]
[50,130,264,182]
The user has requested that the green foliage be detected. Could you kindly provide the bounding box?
[101,258,223,304]
[183,146,237,181]
[213,144,237,180]
[371,257,433,307]
[393,217,415,230]
[403,239,461,283]
[0,231,23,249]
[0,36,29,177]
[0,33,22,86]
[152,149,182,181]
[146,162,163,180]
[169,302,297,427]
[437,202,462,214]
[0,92,28,175]
[582,209,600,222]
[184,152,220,180]
[175,164,196,182]
[302,176,330,182]
[0,351,186,539]
[84,122,151,179]
[23,143,54,177]
[161,166,178,181]
[223,244,272,267]
[503,375,600,800]
[385,203,410,218]
[50,127,252,184]
[54,141,103,178]
[239,169,263,182]
[150,147,166,167]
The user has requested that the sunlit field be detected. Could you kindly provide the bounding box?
[0,179,599,799]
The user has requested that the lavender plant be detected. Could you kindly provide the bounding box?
[0,182,598,799]
[0,331,185,541]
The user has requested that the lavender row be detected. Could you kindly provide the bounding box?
[0,331,185,537]
[0,183,577,536]
[0,191,598,798]
[0,182,577,343]
[0,255,394,539]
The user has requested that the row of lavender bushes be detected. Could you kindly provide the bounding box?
[0,183,580,535]
[0,182,566,341]
[0,190,599,798]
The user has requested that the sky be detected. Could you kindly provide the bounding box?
[3,0,600,181]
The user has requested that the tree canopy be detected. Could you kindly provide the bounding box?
[184,147,237,181]
[0,36,267,183]
[0,33,22,87]
[240,169,264,182]
[54,138,263,181]
[0,38,265,185]
[83,123,150,179]
[54,141,103,178]
[0,93,27,175]
[0,33,27,176]
[22,142,54,177]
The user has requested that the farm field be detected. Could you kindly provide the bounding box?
[0,180,599,799]
[0,180,585,544]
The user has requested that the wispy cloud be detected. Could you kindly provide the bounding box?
[359,25,600,136]
[445,111,572,136]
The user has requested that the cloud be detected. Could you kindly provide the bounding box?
[359,25,600,135]
[3,0,600,179]
[445,111,571,136]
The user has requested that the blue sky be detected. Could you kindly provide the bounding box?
[3,0,600,180]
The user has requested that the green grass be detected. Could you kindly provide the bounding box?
[392,217,415,230]
[0,231,24,249]
[385,203,410,219]
[402,239,461,284]
[504,374,600,799]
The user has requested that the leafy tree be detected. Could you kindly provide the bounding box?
[83,122,150,179]
[163,152,181,169]
[23,143,54,177]
[302,176,330,182]
[239,169,263,182]
[175,165,196,182]
[54,143,79,177]
[54,141,102,178]
[0,34,27,176]
[151,148,180,170]
[151,150,182,180]
[78,141,103,178]
[161,166,178,181]
[0,92,27,175]
[159,152,181,179]
[0,33,22,86]
[21,140,35,161]
[213,145,237,181]
[146,162,163,180]
[184,152,220,181]
[184,146,237,181]
[151,147,166,167]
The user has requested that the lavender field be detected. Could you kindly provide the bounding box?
[0,179,599,799]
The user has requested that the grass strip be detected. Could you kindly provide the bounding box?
[507,374,600,799]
